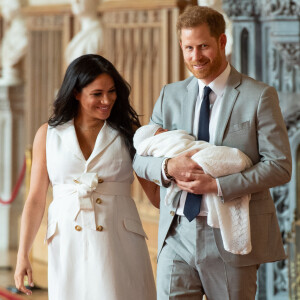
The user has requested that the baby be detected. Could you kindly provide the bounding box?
[134,124,253,255]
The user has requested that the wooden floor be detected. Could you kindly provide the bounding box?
[0,250,48,300]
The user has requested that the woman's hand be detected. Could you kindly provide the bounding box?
[14,123,49,296]
[14,255,34,295]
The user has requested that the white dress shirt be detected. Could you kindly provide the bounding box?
[163,63,231,216]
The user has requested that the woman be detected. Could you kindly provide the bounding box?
[14,54,157,299]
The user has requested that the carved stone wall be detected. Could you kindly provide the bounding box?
[223,0,300,299]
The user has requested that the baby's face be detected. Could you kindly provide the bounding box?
[154,128,168,135]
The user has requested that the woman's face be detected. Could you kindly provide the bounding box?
[75,73,117,122]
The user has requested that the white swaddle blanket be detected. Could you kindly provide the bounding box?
[134,125,253,255]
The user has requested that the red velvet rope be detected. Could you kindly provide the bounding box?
[0,157,26,205]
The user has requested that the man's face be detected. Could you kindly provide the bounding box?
[180,23,227,84]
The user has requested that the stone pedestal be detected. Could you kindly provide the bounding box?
[0,83,25,250]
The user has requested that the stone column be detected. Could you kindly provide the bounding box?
[0,83,25,250]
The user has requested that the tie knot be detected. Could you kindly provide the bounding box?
[203,86,212,98]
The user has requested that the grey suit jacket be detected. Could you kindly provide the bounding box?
[133,66,292,267]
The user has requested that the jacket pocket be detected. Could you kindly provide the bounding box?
[123,218,148,240]
[227,120,250,134]
[44,221,57,245]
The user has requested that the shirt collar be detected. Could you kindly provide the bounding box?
[197,63,231,97]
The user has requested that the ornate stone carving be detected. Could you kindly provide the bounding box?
[271,183,290,295]
[257,264,267,299]
[223,0,300,17]
[269,43,299,93]
[222,0,258,17]
[262,0,300,17]
[223,0,300,297]
[284,106,300,298]
[275,42,300,71]
[285,107,300,138]
[269,46,281,91]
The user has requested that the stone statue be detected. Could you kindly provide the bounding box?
[65,0,103,65]
[0,0,28,85]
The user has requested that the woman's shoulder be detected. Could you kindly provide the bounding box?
[34,120,71,144]
[32,123,48,151]
[35,123,48,138]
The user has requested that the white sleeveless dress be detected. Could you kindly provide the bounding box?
[45,120,156,300]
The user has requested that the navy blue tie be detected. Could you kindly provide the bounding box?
[183,86,212,222]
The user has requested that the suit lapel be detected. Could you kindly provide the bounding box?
[182,77,199,134]
[214,67,242,146]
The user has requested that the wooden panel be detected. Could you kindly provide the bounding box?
[24,7,72,144]
[22,6,72,270]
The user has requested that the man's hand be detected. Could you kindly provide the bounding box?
[176,174,218,194]
[168,150,204,181]
[167,149,218,194]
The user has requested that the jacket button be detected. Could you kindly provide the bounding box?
[96,225,103,232]
[170,211,175,216]
[75,225,82,231]
[98,178,103,183]
[96,198,102,204]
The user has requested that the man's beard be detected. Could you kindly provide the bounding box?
[186,51,223,80]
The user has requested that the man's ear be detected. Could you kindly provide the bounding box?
[219,33,227,50]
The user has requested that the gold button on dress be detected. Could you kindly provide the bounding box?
[96,225,103,231]
[75,225,82,231]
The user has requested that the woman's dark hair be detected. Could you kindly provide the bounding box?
[48,54,141,159]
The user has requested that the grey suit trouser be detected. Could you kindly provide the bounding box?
[157,216,259,300]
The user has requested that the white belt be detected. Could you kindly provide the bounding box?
[51,173,131,230]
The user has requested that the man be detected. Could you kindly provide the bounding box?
[133,5,291,300]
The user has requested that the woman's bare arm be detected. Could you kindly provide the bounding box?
[14,123,50,295]
[136,176,160,209]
